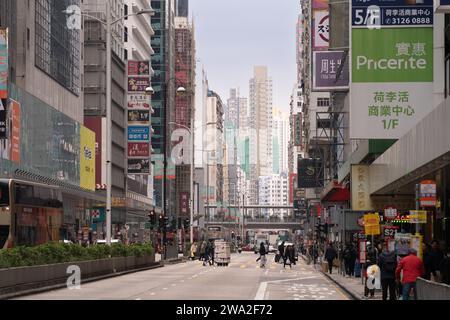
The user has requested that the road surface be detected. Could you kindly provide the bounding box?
[16,252,350,300]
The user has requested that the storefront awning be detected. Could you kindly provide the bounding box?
[321,181,350,202]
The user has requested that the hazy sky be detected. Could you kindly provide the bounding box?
[190,0,299,112]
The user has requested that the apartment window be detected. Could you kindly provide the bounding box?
[124,27,128,42]
[35,0,80,95]
[317,98,330,107]
[124,4,128,19]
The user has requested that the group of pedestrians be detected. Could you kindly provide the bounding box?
[193,240,215,266]
[276,241,297,269]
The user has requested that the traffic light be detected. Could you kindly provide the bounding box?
[231,231,235,239]
[148,210,156,225]
[183,219,190,229]
[158,215,165,231]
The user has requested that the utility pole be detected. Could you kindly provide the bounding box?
[105,0,112,245]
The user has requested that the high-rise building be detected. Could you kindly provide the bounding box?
[258,174,289,219]
[177,0,189,17]
[151,0,176,220]
[248,66,273,209]
[272,108,289,175]
[174,15,196,226]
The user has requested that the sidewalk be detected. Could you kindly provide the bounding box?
[301,255,382,300]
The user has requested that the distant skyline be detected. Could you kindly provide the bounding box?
[190,0,298,111]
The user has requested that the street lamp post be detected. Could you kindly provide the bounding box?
[64,3,154,245]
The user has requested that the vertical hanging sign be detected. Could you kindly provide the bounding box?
[126,61,151,175]
[350,0,434,139]
[0,28,8,140]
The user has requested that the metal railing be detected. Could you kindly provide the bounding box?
[416,278,450,300]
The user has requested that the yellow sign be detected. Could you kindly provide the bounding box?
[351,165,374,211]
[80,125,96,191]
[364,213,381,235]
[409,210,427,224]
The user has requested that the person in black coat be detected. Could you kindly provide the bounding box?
[378,248,398,300]
[439,250,450,285]
[325,243,337,274]
[422,243,432,280]
[430,240,444,281]
[343,244,357,277]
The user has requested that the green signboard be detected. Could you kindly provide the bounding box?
[352,28,433,83]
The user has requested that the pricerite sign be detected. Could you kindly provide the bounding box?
[350,12,433,139]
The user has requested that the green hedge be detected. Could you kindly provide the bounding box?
[0,242,154,269]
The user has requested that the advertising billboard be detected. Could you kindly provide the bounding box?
[350,0,434,139]
[0,28,7,100]
[351,165,374,211]
[84,117,103,188]
[313,51,349,91]
[297,158,323,188]
[10,99,20,164]
[128,142,150,158]
[127,94,150,109]
[127,61,150,76]
[128,126,150,141]
[128,109,150,124]
[293,113,302,146]
[80,125,96,191]
[313,10,329,50]
[128,77,151,92]
[127,158,150,174]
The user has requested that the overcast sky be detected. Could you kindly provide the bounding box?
[190,0,299,112]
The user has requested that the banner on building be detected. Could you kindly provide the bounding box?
[313,10,329,50]
[84,117,103,188]
[364,213,381,235]
[419,180,436,207]
[127,94,150,109]
[153,154,176,180]
[351,165,374,211]
[128,142,150,158]
[409,210,427,224]
[80,125,96,191]
[127,61,150,76]
[10,99,20,163]
[127,158,150,175]
[293,113,302,146]
[350,0,434,139]
[297,158,323,188]
[128,126,150,141]
[289,173,297,204]
[128,110,150,124]
[180,192,189,216]
[0,98,6,140]
[313,51,349,91]
[0,28,8,100]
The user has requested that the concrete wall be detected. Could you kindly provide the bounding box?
[0,255,155,297]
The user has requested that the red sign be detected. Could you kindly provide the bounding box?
[419,180,436,207]
[289,173,297,204]
[127,61,150,76]
[84,116,103,186]
[10,99,20,163]
[179,192,189,216]
[384,206,397,221]
[127,142,150,158]
[383,226,399,239]
[128,77,150,92]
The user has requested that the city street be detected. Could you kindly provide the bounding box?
[16,252,349,300]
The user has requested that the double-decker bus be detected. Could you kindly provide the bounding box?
[0,179,64,249]
[206,225,231,242]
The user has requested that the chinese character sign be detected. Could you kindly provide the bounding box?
[313,10,329,50]
[0,28,8,100]
[313,51,349,90]
[351,0,434,139]
[351,165,373,211]
[364,213,381,235]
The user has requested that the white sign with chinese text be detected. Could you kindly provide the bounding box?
[350,82,433,139]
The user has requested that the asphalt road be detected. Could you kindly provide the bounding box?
[16,252,350,300]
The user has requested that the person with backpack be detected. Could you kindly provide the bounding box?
[343,243,357,277]
[325,243,337,274]
[256,242,267,268]
[378,246,398,300]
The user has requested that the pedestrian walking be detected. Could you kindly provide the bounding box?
[190,242,197,261]
[363,258,376,299]
[199,241,206,262]
[283,245,295,269]
[378,247,398,300]
[204,241,211,266]
[395,248,425,300]
[343,244,357,277]
[256,242,267,268]
[422,243,432,280]
[278,241,285,264]
[439,249,450,285]
[325,243,337,274]
[430,240,444,282]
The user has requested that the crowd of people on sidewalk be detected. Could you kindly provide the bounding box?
[302,239,450,300]
[189,240,216,266]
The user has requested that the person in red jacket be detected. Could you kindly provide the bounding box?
[395,248,425,300]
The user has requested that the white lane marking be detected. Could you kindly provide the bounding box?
[254,276,320,301]
[135,298,141,300]
[171,284,176,287]
[150,293,155,296]
[163,288,168,290]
